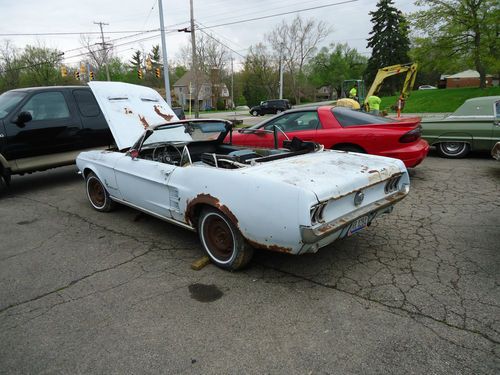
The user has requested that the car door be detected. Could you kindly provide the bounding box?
[113,155,177,218]
[3,90,82,161]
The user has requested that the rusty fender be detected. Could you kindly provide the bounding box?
[185,193,293,254]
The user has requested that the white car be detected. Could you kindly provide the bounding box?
[418,85,437,90]
[77,82,410,270]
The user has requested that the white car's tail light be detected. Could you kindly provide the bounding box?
[384,175,401,194]
[310,202,328,225]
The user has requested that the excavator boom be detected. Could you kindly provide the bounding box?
[364,63,418,106]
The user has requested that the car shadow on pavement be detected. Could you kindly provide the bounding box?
[0,165,80,197]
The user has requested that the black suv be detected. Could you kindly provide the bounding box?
[249,99,291,116]
[0,86,112,186]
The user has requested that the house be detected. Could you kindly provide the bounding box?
[173,70,230,110]
[315,86,336,100]
[445,70,494,88]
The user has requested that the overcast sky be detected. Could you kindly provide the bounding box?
[0,0,418,70]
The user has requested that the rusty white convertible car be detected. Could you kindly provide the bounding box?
[77,82,410,270]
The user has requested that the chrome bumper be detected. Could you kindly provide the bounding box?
[300,190,408,244]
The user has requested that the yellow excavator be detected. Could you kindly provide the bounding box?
[337,63,418,114]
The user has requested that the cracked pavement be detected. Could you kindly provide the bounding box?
[0,153,499,374]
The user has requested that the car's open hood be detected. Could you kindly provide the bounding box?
[88,82,178,150]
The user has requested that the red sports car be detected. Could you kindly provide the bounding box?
[230,106,429,168]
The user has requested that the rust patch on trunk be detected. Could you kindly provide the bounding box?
[138,115,149,129]
[154,105,174,121]
[245,238,293,253]
[185,193,239,227]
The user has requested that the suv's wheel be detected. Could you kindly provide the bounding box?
[276,109,283,114]
[437,142,470,158]
[85,172,115,212]
[198,207,254,271]
[251,110,259,116]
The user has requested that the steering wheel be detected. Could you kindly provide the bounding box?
[152,144,183,165]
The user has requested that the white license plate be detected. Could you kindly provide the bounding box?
[348,216,369,236]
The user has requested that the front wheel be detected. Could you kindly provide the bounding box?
[198,208,254,271]
[85,172,115,212]
[437,142,470,158]
[276,109,283,114]
[251,110,259,116]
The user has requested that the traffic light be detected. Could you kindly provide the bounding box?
[74,71,80,80]
[80,64,86,74]
[61,66,67,77]
[89,71,94,80]
[137,69,143,79]
[155,67,161,78]
[146,58,152,71]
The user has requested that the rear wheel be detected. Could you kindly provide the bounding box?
[437,142,469,158]
[251,110,259,116]
[276,109,283,114]
[198,208,254,271]
[85,172,115,212]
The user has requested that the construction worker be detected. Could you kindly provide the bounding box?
[367,95,381,115]
[349,85,357,101]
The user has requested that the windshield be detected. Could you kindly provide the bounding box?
[143,121,228,146]
[0,91,27,119]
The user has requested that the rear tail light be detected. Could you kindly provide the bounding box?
[385,175,401,194]
[310,202,328,225]
[399,126,422,143]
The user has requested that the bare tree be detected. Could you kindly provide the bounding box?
[80,34,113,75]
[267,15,331,104]
[178,32,230,108]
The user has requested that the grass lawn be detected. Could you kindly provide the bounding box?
[380,86,500,113]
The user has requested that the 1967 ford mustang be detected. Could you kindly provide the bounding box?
[76,82,410,270]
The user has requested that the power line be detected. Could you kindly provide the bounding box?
[0,29,160,37]
[197,0,358,30]
[195,23,246,59]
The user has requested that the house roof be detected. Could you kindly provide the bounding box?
[173,70,210,87]
[447,70,479,79]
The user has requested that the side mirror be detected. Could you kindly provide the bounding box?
[14,111,32,127]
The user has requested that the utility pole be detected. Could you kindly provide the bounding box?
[190,0,199,118]
[230,56,234,109]
[94,21,111,81]
[279,44,284,99]
[158,0,172,105]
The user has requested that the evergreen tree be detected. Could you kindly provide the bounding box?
[365,0,410,94]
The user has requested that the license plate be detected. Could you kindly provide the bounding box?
[348,216,369,236]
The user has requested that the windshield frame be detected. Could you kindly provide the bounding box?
[0,91,27,119]
[130,119,233,153]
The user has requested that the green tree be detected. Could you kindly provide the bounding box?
[411,0,499,88]
[129,50,142,70]
[0,41,22,92]
[308,43,368,98]
[19,45,64,86]
[365,0,410,93]
[241,44,278,106]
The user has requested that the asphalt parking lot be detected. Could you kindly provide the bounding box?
[0,153,499,374]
